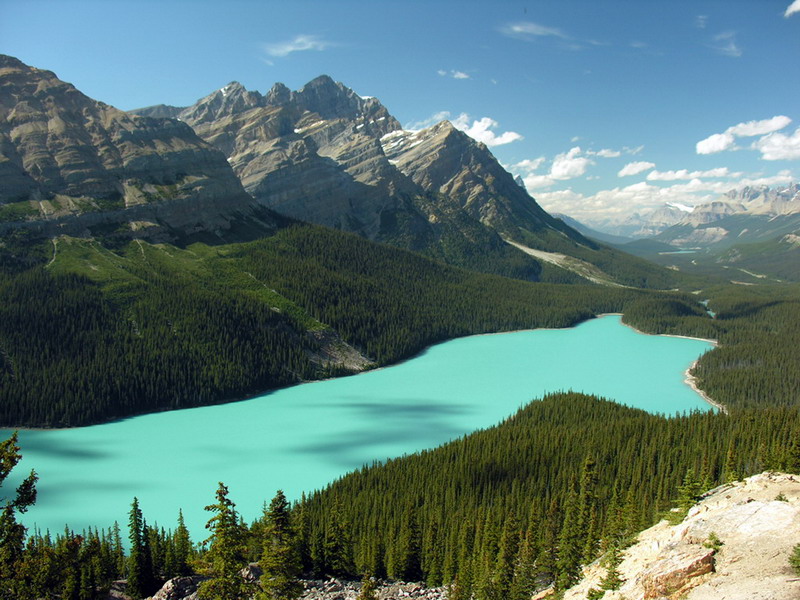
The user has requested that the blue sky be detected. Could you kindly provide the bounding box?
[2,0,799,226]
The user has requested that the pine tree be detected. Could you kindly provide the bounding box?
[490,513,519,600]
[534,499,559,586]
[256,490,302,600]
[556,479,582,590]
[0,432,38,600]
[364,538,386,580]
[509,529,537,600]
[578,455,599,563]
[126,498,150,600]
[789,542,800,577]
[724,442,740,482]
[785,434,800,473]
[423,517,443,587]
[599,542,624,591]
[356,575,378,600]
[172,510,192,578]
[197,483,253,600]
[676,468,703,511]
[324,497,354,577]
[111,522,125,579]
[393,501,422,581]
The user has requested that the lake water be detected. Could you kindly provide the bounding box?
[2,315,714,540]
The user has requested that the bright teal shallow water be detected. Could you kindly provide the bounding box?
[2,315,713,539]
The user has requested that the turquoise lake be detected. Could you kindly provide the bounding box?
[2,315,714,539]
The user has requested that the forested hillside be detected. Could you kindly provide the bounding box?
[297,392,799,596]
[0,224,650,427]
[622,284,800,409]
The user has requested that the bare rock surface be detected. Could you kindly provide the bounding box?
[141,576,447,600]
[0,54,265,240]
[562,472,800,600]
[173,74,575,258]
[380,122,568,240]
[176,75,413,240]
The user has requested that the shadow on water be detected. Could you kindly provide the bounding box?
[33,479,150,504]
[291,400,473,466]
[304,398,474,418]
[12,435,112,460]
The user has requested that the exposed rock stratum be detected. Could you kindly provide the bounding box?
[560,472,800,600]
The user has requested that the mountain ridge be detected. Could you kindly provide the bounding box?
[156,75,675,287]
[0,54,271,243]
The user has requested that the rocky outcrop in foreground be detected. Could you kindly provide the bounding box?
[139,574,447,600]
[559,472,800,600]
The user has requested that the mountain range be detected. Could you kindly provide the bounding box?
[128,72,674,287]
[600,183,800,282]
[0,54,686,288]
[652,183,800,248]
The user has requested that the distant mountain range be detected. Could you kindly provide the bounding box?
[652,183,800,248]
[596,183,800,282]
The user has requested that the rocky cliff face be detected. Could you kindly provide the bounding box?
[168,75,599,280]
[174,76,421,240]
[381,121,568,239]
[0,54,266,241]
[558,472,800,600]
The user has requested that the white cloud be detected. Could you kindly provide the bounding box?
[697,116,793,155]
[709,31,742,57]
[624,145,645,155]
[500,21,568,40]
[591,148,621,158]
[263,34,332,58]
[647,167,739,181]
[452,114,523,147]
[786,0,800,17]
[522,174,556,190]
[550,147,593,180]
[728,115,793,137]
[696,132,736,154]
[618,161,655,177]
[438,69,470,80]
[695,15,708,29]
[753,127,800,160]
[534,171,796,224]
[514,157,546,172]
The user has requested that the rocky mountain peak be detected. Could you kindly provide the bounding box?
[0,54,29,71]
[721,182,800,216]
[292,75,397,130]
[265,81,292,106]
[178,81,265,125]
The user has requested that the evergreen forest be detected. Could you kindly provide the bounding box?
[1,224,647,427]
